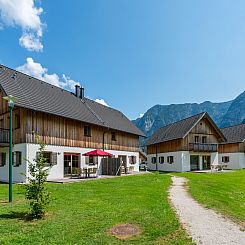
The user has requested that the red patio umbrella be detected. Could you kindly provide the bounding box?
[83,149,113,157]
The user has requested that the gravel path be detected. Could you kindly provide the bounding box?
[168,176,245,245]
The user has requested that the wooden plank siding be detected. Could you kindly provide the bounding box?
[147,139,187,154]
[0,90,139,151]
[187,118,221,144]
[219,142,245,153]
[19,109,139,152]
[147,118,221,154]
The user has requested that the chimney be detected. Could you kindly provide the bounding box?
[80,87,84,99]
[75,84,81,98]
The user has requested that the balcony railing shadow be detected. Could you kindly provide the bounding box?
[189,143,217,152]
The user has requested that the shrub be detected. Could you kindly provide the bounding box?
[25,134,50,219]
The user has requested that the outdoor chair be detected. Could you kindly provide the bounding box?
[120,166,126,174]
[80,168,86,178]
[88,167,97,178]
[129,166,134,173]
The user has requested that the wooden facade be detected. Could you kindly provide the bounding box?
[147,117,222,154]
[219,142,245,153]
[0,90,139,152]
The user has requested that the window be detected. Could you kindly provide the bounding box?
[84,126,91,136]
[222,156,229,163]
[36,151,57,166]
[0,152,6,167]
[194,136,199,143]
[111,132,117,141]
[159,156,164,164]
[15,114,20,129]
[13,151,22,167]
[167,156,174,164]
[151,157,156,164]
[85,156,97,165]
[202,136,207,143]
[129,156,136,164]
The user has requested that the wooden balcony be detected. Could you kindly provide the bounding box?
[0,128,9,147]
[189,143,218,152]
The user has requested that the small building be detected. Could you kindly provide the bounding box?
[219,124,245,169]
[146,112,226,172]
[0,65,144,183]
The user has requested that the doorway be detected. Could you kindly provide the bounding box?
[118,155,127,167]
[64,153,80,176]
[202,156,211,170]
[190,155,199,171]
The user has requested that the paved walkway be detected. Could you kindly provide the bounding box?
[47,171,150,183]
[168,176,245,245]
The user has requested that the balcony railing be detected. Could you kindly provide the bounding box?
[0,128,9,144]
[189,143,217,152]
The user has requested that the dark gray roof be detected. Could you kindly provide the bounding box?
[147,112,225,145]
[221,124,245,143]
[0,65,144,136]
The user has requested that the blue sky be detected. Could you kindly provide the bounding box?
[0,0,245,119]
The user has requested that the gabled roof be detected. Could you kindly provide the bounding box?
[147,112,225,145]
[0,65,144,136]
[221,124,245,143]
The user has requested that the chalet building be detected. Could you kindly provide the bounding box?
[219,124,245,169]
[146,112,226,172]
[0,65,144,183]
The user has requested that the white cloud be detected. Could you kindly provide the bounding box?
[95,99,109,107]
[0,0,44,51]
[60,74,80,90]
[16,57,80,90]
[19,32,43,51]
[139,113,144,118]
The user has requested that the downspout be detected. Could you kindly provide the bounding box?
[102,127,110,151]
[102,132,106,151]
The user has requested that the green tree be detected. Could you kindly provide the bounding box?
[25,134,50,219]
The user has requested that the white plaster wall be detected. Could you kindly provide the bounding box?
[211,152,219,166]
[0,144,27,183]
[25,143,140,182]
[147,151,189,172]
[219,153,245,169]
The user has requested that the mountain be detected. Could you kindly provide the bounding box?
[133,91,245,143]
[220,91,245,128]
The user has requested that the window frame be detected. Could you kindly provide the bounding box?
[14,114,20,129]
[222,156,229,163]
[111,132,117,141]
[202,136,207,143]
[13,151,22,167]
[84,125,91,137]
[151,157,156,164]
[159,156,164,164]
[0,152,6,167]
[85,156,98,165]
[129,156,136,164]
[36,151,58,166]
[167,156,174,164]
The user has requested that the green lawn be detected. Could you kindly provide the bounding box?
[175,170,245,227]
[0,174,192,245]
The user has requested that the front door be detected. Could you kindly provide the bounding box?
[64,153,80,176]
[202,156,211,170]
[190,155,199,171]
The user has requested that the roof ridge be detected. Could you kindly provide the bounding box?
[0,64,75,95]
[220,123,245,130]
[155,111,206,132]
